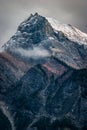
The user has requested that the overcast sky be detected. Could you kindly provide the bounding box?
[0,0,87,47]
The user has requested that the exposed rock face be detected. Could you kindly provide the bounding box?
[0,13,87,130]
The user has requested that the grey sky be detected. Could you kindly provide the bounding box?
[0,0,87,47]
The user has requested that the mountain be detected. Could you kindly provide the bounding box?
[0,13,87,130]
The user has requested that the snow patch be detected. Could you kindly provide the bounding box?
[47,17,87,45]
[49,37,54,40]
[47,17,60,31]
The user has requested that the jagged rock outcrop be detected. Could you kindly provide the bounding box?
[0,13,87,130]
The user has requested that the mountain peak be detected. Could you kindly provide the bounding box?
[2,13,87,69]
[34,12,39,16]
[3,13,87,49]
[5,13,87,49]
[4,13,54,49]
[30,12,39,17]
[18,13,46,32]
[24,12,42,23]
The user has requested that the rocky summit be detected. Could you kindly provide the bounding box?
[0,13,87,130]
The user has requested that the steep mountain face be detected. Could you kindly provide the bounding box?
[0,13,87,130]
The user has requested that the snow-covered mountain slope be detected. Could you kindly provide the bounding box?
[47,17,87,45]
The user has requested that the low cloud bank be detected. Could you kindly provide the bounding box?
[15,46,50,59]
[0,47,4,53]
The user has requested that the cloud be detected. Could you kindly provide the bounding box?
[15,46,50,59]
[0,48,4,53]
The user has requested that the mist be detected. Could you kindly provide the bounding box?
[15,46,50,59]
